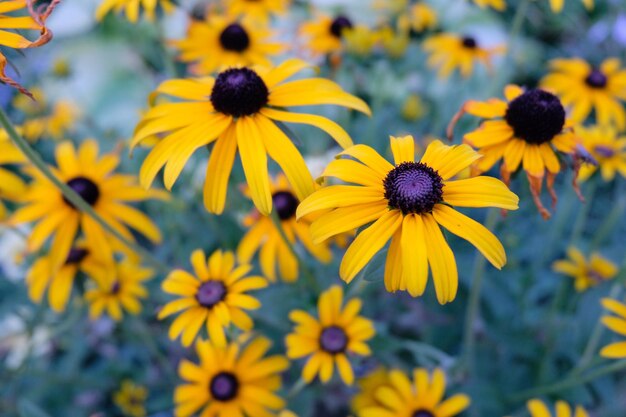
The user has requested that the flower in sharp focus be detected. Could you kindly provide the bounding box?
[113,380,148,417]
[84,258,153,321]
[237,175,332,283]
[548,0,593,13]
[576,125,626,182]
[297,136,518,304]
[10,140,164,270]
[423,33,504,79]
[95,0,175,23]
[525,399,589,417]
[351,366,391,416]
[472,0,506,11]
[130,59,370,216]
[158,249,267,347]
[286,285,375,385]
[173,14,283,76]
[458,85,578,219]
[174,336,289,417]
[541,58,626,129]
[600,298,626,359]
[552,247,617,292]
[0,131,27,219]
[300,14,355,56]
[360,368,470,417]
[226,0,289,23]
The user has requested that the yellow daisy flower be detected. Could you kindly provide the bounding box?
[549,0,593,13]
[237,175,332,283]
[344,25,379,57]
[576,125,626,182]
[95,0,175,23]
[158,249,267,347]
[600,298,626,359]
[23,101,80,142]
[297,136,518,304]
[452,85,579,219]
[173,14,283,76]
[552,247,617,292]
[525,399,589,417]
[360,367,471,417]
[226,0,289,23]
[130,59,370,216]
[10,140,163,270]
[286,285,375,385]
[351,366,391,415]
[0,131,26,219]
[174,336,289,417]
[113,380,148,417]
[300,14,355,56]
[398,2,438,33]
[378,26,410,59]
[423,33,504,78]
[84,258,153,321]
[472,0,506,10]
[541,58,626,129]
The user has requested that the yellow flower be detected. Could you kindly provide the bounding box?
[525,399,589,417]
[377,26,410,59]
[549,0,593,13]
[158,249,267,347]
[552,247,617,292]
[237,175,332,283]
[130,59,370,216]
[472,0,506,10]
[600,298,626,359]
[351,367,391,415]
[541,58,626,129]
[398,2,438,33]
[10,140,163,270]
[300,14,354,56]
[423,33,504,78]
[226,0,289,23]
[173,14,283,76]
[174,336,289,417]
[344,25,379,57]
[84,258,153,321]
[22,101,80,142]
[401,94,426,121]
[360,368,470,417]
[576,125,626,182]
[297,136,518,304]
[113,380,148,417]
[96,0,175,23]
[286,285,375,385]
[0,131,27,219]
[457,85,578,219]
[279,411,298,417]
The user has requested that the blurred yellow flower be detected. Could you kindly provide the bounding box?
[549,0,593,13]
[576,125,626,182]
[351,367,391,415]
[526,399,589,417]
[601,298,626,359]
[95,0,175,23]
[226,0,289,23]
[401,94,426,121]
[300,14,354,56]
[113,380,148,417]
[378,26,410,58]
[0,131,26,219]
[552,247,617,292]
[398,3,438,33]
[473,0,506,10]
[344,25,378,57]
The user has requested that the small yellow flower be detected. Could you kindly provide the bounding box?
[472,0,506,11]
[174,336,289,417]
[351,367,391,415]
[541,58,626,129]
[398,3,438,33]
[159,249,267,347]
[0,131,27,219]
[378,26,410,59]
[300,14,354,56]
[344,25,378,57]
[96,0,175,23]
[359,368,470,417]
[22,101,80,142]
[600,298,626,359]
[576,125,626,182]
[401,94,426,121]
[286,285,375,385]
[552,247,617,292]
[113,380,148,417]
[226,0,289,23]
[526,399,589,417]
[84,258,153,321]
[549,0,593,13]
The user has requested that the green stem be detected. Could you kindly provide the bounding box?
[0,107,168,273]
[286,377,308,399]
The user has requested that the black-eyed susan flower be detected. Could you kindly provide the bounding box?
[13,90,80,142]
[95,0,174,23]
[359,368,470,417]
[84,258,153,321]
[525,399,589,417]
[226,0,289,23]
[423,33,504,78]
[541,58,626,129]
[472,0,506,11]
[0,132,26,219]
[174,336,289,417]
[398,2,438,33]
[113,380,148,417]
[552,247,617,292]
[11,140,164,270]
[286,285,374,385]
[300,14,355,56]
[237,175,331,283]
[158,249,267,347]
[130,59,370,216]
[173,14,283,76]
[343,25,379,57]
[576,125,626,182]
[548,0,593,13]
[297,136,518,304]
[600,298,626,359]
[377,26,410,59]
[351,366,391,415]
[452,85,578,219]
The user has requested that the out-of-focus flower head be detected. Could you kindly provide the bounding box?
[549,0,593,13]
[113,380,148,417]
[524,399,589,417]
[225,0,290,23]
[576,125,626,182]
[552,247,617,292]
[95,0,175,23]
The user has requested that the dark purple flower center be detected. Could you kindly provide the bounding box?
[111,281,121,294]
[320,326,348,354]
[210,68,269,117]
[210,372,239,402]
[64,177,100,207]
[219,23,250,52]
[413,410,435,417]
[461,36,477,49]
[383,162,444,214]
[504,89,565,145]
[594,145,615,158]
[196,281,227,308]
[65,248,89,265]
[330,16,353,38]
[272,191,299,220]
[585,68,608,89]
